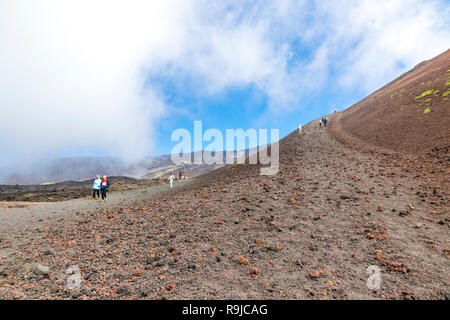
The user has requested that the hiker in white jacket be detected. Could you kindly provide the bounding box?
[168,173,175,188]
[92,175,101,200]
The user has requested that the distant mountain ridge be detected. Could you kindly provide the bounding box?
[0,147,262,185]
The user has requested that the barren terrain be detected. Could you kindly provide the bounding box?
[0,50,448,300]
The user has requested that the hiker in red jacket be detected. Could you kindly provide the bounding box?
[100,175,110,202]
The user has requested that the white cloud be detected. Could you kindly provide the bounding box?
[0,0,448,164]
[0,0,191,162]
[312,0,450,90]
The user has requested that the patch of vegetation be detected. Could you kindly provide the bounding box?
[391,88,407,100]
[423,108,431,114]
[415,89,439,99]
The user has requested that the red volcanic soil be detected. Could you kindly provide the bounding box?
[0,51,448,300]
[336,49,450,156]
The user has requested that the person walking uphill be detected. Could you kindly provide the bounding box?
[100,175,110,202]
[168,173,175,188]
[92,175,101,200]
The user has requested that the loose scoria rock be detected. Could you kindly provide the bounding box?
[32,264,50,276]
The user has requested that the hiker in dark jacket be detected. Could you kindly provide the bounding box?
[100,175,110,202]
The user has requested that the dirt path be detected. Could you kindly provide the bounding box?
[0,179,190,232]
[0,180,192,268]
[0,116,448,300]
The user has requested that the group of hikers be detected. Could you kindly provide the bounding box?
[93,170,183,200]
[319,117,329,127]
[319,107,337,127]
[92,175,110,201]
[300,108,337,133]
[320,107,338,126]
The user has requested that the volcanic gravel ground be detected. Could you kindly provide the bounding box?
[0,116,448,300]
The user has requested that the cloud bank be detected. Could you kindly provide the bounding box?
[0,0,449,163]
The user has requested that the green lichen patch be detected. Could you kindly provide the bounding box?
[415,89,439,99]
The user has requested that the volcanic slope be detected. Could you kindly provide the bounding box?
[336,48,450,156]
[1,120,448,299]
[0,51,449,300]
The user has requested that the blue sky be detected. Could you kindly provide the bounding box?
[0,0,449,163]
[149,71,365,155]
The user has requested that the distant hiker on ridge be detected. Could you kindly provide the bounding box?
[92,175,101,200]
[100,175,110,202]
[322,117,328,127]
[168,173,175,188]
[319,118,322,127]
[298,122,302,134]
